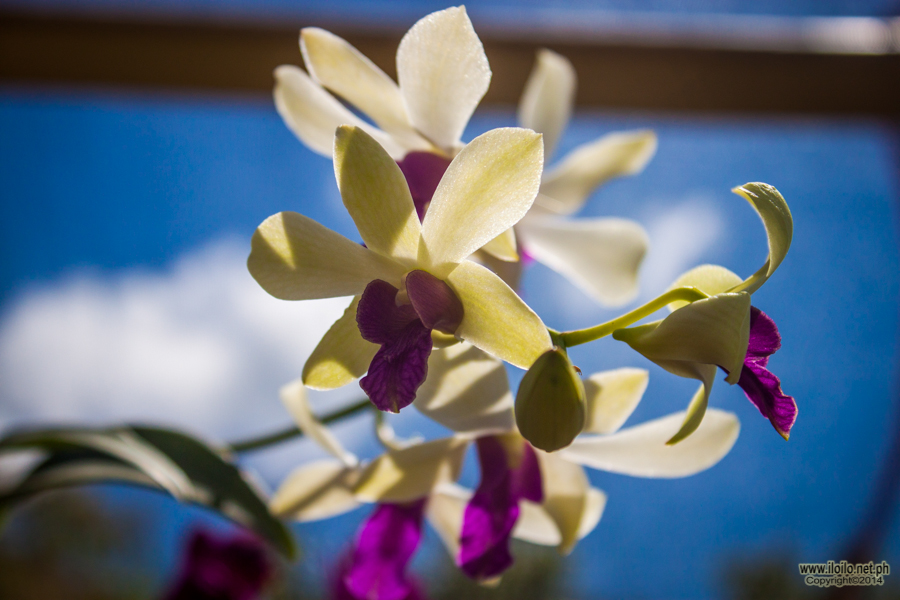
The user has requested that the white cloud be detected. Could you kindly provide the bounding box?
[0,238,357,444]
[638,196,724,298]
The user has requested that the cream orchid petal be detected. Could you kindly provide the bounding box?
[730,183,794,294]
[446,261,553,369]
[657,368,716,445]
[248,211,406,300]
[613,292,751,385]
[303,296,378,390]
[575,487,607,541]
[479,227,519,262]
[667,265,743,311]
[396,6,491,150]
[420,128,544,274]
[517,49,576,161]
[535,450,593,554]
[427,482,470,559]
[280,379,358,467]
[539,130,657,215]
[513,500,562,546]
[517,216,648,306]
[560,408,740,478]
[334,126,422,262]
[273,65,405,159]
[583,368,650,434]
[413,343,515,434]
[353,437,469,503]
[269,459,361,521]
[301,28,411,134]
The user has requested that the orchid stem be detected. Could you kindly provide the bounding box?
[558,287,708,347]
[227,398,372,453]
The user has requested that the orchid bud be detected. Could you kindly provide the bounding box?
[515,348,586,452]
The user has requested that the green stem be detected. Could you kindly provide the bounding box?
[227,398,372,453]
[558,287,708,347]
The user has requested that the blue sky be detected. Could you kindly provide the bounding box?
[1,82,899,599]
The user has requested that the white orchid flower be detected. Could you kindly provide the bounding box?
[250,124,552,412]
[483,49,657,306]
[274,6,489,161]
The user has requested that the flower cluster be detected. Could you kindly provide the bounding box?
[248,6,797,599]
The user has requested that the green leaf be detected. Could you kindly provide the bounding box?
[0,426,296,558]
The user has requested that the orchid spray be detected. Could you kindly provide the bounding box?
[0,6,797,600]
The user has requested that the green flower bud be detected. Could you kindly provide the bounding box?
[515,348,586,452]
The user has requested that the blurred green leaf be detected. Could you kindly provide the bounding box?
[0,425,296,558]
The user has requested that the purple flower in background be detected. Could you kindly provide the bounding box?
[164,529,271,600]
[735,307,797,440]
[458,436,543,580]
[335,500,428,600]
[357,271,463,413]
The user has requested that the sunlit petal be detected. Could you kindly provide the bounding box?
[582,368,649,434]
[273,65,405,158]
[303,296,378,390]
[534,450,592,554]
[280,379,357,466]
[561,409,740,477]
[354,438,468,503]
[427,482,470,559]
[446,261,552,369]
[270,459,360,521]
[667,264,743,311]
[480,227,519,262]
[420,128,543,275]
[301,28,411,134]
[517,49,576,161]
[538,130,657,215]
[730,183,794,294]
[517,215,648,306]
[413,343,515,434]
[334,126,422,262]
[397,6,491,150]
[248,211,405,300]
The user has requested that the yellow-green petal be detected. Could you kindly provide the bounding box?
[420,128,543,276]
[300,27,412,135]
[334,126,422,263]
[516,215,648,306]
[303,296,378,390]
[517,49,576,161]
[534,450,594,554]
[446,261,552,369]
[247,211,405,300]
[539,130,657,216]
[279,379,357,466]
[396,6,491,151]
[730,182,793,294]
[613,292,751,384]
[561,408,740,477]
[273,65,405,159]
[270,459,360,521]
[353,437,468,503]
[667,264,743,311]
[480,227,519,262]
[413,343,515,434]
[582,368,649,435]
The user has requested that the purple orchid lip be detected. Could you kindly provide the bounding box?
[731,306,797,440]
[339,500,427,600]
[397,151,453,222]
[358,279,432,413]
[164,529,271,600]
[405,270,464,334]
[357,273,464,413]
[458,436,543,581]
